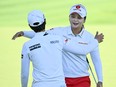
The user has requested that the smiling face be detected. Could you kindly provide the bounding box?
[69,13,85,30]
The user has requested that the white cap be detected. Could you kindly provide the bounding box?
[70,4,87,18]
[28,10,45,27]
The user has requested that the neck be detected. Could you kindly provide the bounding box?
[71,26,83,35]
[40,30,45,32]
[36,30,45,33]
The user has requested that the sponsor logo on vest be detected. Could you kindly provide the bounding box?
[50,40,59,44]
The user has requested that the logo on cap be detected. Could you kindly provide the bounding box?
[70,4,87,18]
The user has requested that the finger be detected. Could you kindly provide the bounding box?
[99,33,104,37]
[95,31,99,36]
[12,34,17,40]
[100,33,103,36]
[102,35,104,38]
[12,33,20,40]
[99,40,103,43]
[101,35,104,39]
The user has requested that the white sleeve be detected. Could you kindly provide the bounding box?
[23,31,35,39]
[63,38,98,55]
[21,44,30,87]
[23,27,61,39]
[90,47,103,82]
[46,27,63,35]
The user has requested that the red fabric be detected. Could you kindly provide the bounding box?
[65,76,91,87]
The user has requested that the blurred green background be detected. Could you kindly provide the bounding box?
[0,0,116,87]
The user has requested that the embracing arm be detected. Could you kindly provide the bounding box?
[90,47,103,87]
[63,32,104,55]
[12,31,35,40]
[21,44,30,87]
[11,27,63,40]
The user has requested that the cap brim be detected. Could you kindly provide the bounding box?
[70,11,84,18]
